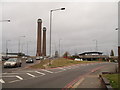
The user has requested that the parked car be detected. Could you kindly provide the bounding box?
[26,58,34,63]
[36,56,44,60]
[4,58,22,68]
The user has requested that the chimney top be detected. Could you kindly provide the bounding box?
[43,27,46,31]
[38,19,42,23]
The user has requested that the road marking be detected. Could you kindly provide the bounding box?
[41,69,53,73]
[2,73,20,75]
[55,70,64,73]
[35,71,45,75]
[0,76,16,77]
[9,80,20,83]
[72,78,85,88]
[64,67,71,69]
[16,76,23,80]
[59,68,66,70]
[26,73,35,77]
[0,79,5,83]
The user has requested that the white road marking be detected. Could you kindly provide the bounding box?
[64,67,71,69]
[35,71,45,75]
[0,79,5,83]
[2,73,19,74]
[0,76,16,77]
[16,76,23,80]
[58,68,66,70]
[55,70,64,73]
[41,69,53,73]
[18,71,36,72]
[9,80,20,83]
[26,73,35,77]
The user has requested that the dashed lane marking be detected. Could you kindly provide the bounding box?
[35,71,46,75]
[41,69,53,73]
[58,68,66,70]
[0,79,5,83]
[16,76,23,80]
[26,73,35,77]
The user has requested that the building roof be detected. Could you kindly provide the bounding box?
[79,52,103,55]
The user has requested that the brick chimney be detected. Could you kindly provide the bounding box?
[42,27,46,56]
[36,19,42,56]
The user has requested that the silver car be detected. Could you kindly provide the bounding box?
[36,56,44,60]
[4,58,22,68]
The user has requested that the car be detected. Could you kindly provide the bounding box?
[4,58,22,68]
[74,58,83,61]
[22,56,28,59]
[36,56,44,60]
[26,58,34,63]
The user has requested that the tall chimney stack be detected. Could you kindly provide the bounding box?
[42,27,46,56]
[36,19,42,56]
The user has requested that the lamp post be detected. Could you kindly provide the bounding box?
[93,40,98,52]
[59,39,62,57]
[6,40,11,57]
[0,20,10,22]
[115,28,120,74]
[49,8,65,57]
[18,36,26,53]
[27,41,32,56]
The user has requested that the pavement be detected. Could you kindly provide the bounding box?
[75,62,118,88]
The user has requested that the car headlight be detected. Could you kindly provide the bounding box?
[11,62,16,65]
[4,63,7,65]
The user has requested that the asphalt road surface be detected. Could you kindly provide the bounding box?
[1,62,117,89]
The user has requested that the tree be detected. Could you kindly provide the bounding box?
[110,49,114,56]
[54,51,59,58]
[63,51,70,58]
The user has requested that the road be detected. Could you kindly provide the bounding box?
[1,62,117,89]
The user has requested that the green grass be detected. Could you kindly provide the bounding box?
[31,58,101,69]
[30,59,50,69]
[103,74,119,88]
[49,58,99,68]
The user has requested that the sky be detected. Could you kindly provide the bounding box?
[0,1,119,56]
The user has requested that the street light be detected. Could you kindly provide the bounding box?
[115,28,120,74]
[18,36,26,53]
[49,8,65,57]
[93,40,98,52]
[0,20,10,22]
[27,41,31,56]
[6,40,11,57]
[59,39,62,57]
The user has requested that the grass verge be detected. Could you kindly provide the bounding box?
[103,74,119,88]
[31,58,102,69]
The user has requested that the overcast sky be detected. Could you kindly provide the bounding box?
[1,1,118,56]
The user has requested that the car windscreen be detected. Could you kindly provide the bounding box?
[7,58,17,62]
[28,58,32,60]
